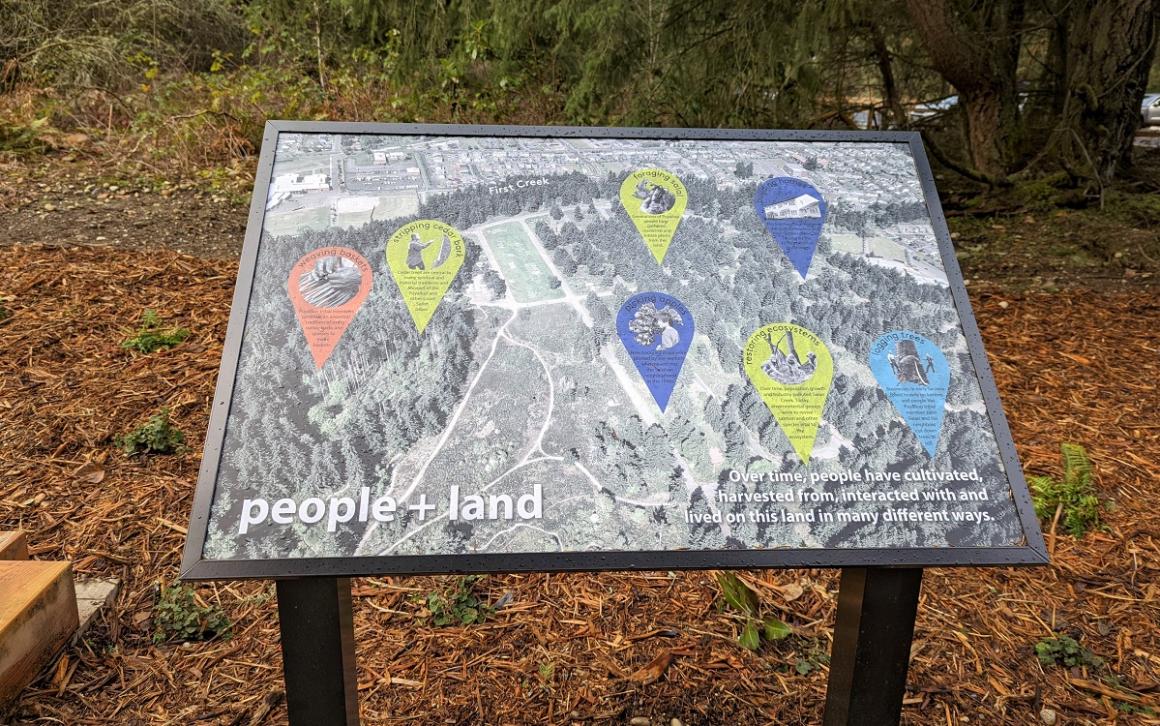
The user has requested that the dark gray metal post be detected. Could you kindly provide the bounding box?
[276,577,360,725]
[823,567,923,726]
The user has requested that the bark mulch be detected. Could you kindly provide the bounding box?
[1,243,1157,725]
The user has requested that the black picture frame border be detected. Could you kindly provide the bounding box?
[180,120,1048,580]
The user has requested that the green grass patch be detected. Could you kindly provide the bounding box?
[122,309,190,353]
[117,408,185,456]
[482,222,564,303]
[416,575,495,627]
[1035,634,1102,669]
[263,205,332,237]
[1103,189,1160,228]
[153,581,231,644]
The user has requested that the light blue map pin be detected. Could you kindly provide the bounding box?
[869,331,950,456]
[616,292,694,412]
[753,177,827,278]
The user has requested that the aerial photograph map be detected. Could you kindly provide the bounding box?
[200,132,1030,563]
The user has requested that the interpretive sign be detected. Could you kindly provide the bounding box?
[181,122,1046,579]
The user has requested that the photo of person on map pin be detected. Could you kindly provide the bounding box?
[406,232,435,270]
[655,310,680,351]
[888,339,928,385]
[633,179,677,215]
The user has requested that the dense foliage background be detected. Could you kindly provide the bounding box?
[3,0,1158,188]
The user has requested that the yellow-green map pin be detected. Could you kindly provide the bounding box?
[743,323,834,464]
[386,219,466,333]
[619,168,687,264]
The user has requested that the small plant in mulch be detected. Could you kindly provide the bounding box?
[416,575,494,627]
[1030,442,1103,537]
[788,637,831,676]
[117,407,185,455]
[1035,634,1102,669]
[152,582,231,644]
[121,309,190,353]
[1117,702,1158,717]
[715,572,792,651]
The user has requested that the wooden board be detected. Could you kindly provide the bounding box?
[0,532,27,561]
[0,561,78,709]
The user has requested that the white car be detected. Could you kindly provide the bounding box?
[1142,94,1160,126]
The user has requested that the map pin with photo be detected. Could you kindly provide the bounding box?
[289,246,372,368]
[616,292,694,412]
[386,219,466,333]
[869,331,950,457]
[753,177,827,278]
[743,323,833,464]
[619,168,687,264]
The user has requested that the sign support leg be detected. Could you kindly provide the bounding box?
[822,567,923,726]
[276,577,360,725]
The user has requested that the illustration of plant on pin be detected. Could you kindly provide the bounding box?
[616,292,694,412]
[743,324,833,463]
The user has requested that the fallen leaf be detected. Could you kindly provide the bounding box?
[778,582,804,601]
[627,649,674,684]
[51,654,70,690]
[71,461,105,484]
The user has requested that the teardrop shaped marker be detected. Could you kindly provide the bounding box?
[616,292,694,412]
[288,246,372,368]
[869,331,950,457]
[619,168,687,264]
[753,177,827,278]
[386,219,466,333]
[743,323,833,463]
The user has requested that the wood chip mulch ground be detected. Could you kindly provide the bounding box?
[0,243,1157,725]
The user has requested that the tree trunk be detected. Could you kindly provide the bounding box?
[870,23,907,128]
[905,0,1026,178]
[1020,1,1070,156]
[1059,0,1159,181]
[960,80,1021,178]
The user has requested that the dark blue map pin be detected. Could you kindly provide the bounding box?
[753,177,827,278]
[869,331,950,457]
[616,292,694,412]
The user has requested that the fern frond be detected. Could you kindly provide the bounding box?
[1060,442,1092,488]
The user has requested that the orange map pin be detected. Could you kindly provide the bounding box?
[288,246,372,368]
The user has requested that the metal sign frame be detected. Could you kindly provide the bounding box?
[181,121,1048,581]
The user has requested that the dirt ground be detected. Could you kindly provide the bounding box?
[1,158,247,259]
[1,155,1158,725]
[3,152,1159,288]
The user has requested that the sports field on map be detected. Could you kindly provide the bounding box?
[481,221,564,303]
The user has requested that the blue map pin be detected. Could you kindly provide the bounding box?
[753,177,827,278]
[869,331,950,457]
[616,292,694,412]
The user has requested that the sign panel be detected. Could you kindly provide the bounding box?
[182,123,1046,579]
